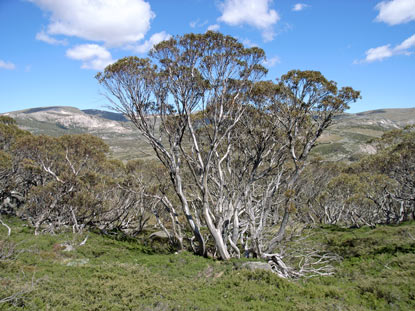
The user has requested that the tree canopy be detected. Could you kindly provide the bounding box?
[97,31,360,265]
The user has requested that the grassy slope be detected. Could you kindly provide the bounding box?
[311,108,415,160]
[1,217,414,310]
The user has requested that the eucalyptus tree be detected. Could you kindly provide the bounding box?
[345,126,415,223]
[0,116,30,214]
[0,116,29,152]
[14,134,110,233]
[214,71,360,260]
[370,126,415,221]
[0,117,154,234]
[97,32,360,263]
[97,32,267,259]
[298,126,415,227]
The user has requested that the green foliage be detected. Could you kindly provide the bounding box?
[0,121,153,234]
[1,217,414,310]
[0,117,31,215]
[302,125,415,226]
[96,31,361,260]
[0,151,11,171]
[0,116,16,126]
[0,117,30,152]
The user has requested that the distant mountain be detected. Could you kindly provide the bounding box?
[314,108,415,160]
[4,106,130,133]
[82,109,129,122]
[2,106,415,161]
[2,106,153,161]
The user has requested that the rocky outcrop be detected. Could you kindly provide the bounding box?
[241,261,273,272]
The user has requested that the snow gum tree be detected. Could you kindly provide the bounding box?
[0,116,31,215]
[96,32,360,263]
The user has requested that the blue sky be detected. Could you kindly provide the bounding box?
[0,0,414,113]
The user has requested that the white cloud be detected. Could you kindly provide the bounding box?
[0,60,15,70]
[190,19,208,28]
[262,56,280,67]
[375,0,415,25]
[218,0,279,41]
[66,44,114,70]
[364,45,394,62]
[395,34,415,51]
[357,33,415,63]
[292,3,309,12]
[207,24,220,31]
[29,0,155,47]
[241,38,258,47]
[261,30,276,42]
[131,31,171,54]
[36,30,68,45]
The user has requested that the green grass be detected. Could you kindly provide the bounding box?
[345,125,387,134]
[312,142,349,156]
[342,132,373,143]
[16,119,85,136]
[1,217,415,310]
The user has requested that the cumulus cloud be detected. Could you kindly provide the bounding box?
[375,0,415,25]
[0,60,15,70]
[29,0,155,46]
[292,3,309,12]
[364,45,394,62]
[66,44,114,70]
[357,34,415,63]
[207,24,221,31]
[217,0,279,41]
[35,30,67,45]
[262,56,280,67]
[131,31,171,54]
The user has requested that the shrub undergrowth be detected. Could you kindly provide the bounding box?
[1,217,414,310]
